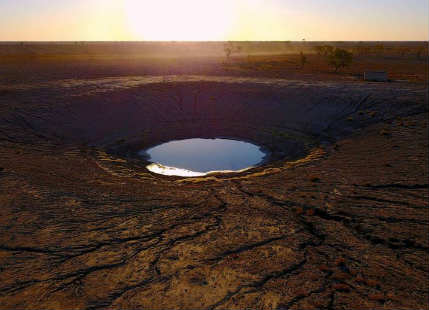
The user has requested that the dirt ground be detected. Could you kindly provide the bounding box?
[0,42,428,309]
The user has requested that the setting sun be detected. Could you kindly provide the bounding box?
[124,0,235,41]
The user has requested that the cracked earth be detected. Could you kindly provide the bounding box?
[0,67,428,309]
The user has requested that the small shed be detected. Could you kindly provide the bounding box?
[364,71,388,82]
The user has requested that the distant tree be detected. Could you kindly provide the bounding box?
[328,48,353,72]
[224,42,244,59]
[299,51,307,69]
[314,46,324,56]
[416,47,425,60]
[321,45,334,56]
[224,41,235,59]
[224,46,232,58]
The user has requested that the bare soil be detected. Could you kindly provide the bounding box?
[0,42,428,309]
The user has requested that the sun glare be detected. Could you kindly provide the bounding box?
[125,0,234,41]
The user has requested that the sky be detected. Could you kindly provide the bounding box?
[0,0,428,41]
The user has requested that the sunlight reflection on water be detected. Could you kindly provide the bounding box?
[140,138,266,177]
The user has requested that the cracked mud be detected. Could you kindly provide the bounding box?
[0,66,428,309]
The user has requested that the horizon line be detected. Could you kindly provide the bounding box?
[1,40,428,43]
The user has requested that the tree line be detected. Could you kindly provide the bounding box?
[305,46,353,72]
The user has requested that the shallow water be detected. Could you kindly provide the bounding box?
[140,138,266,176]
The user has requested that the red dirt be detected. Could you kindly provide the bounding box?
[0,42,428,309]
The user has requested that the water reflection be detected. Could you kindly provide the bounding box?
[140,138,266,177]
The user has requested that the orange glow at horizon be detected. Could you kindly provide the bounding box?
[0,0,427,41]
[124,0,235,41]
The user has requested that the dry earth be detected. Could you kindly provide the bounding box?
[0,46,428,309]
